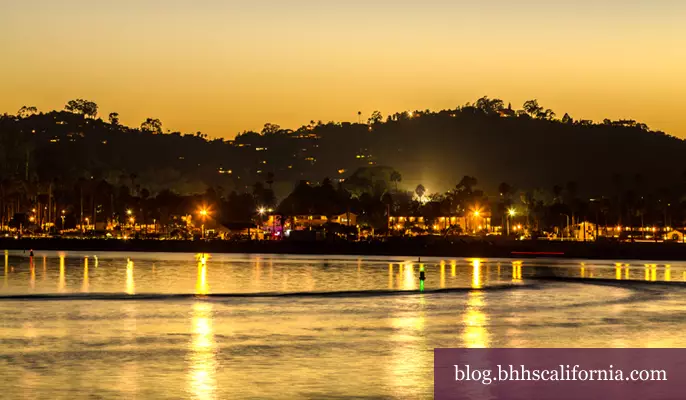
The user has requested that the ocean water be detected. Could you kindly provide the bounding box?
[1,251,685,399]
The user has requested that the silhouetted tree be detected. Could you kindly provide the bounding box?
[141,118,162,134]
[65,99,98,118]
[109,112,120,126]
[415,184,426,203]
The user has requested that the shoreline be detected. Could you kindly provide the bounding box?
[2,238,686,261]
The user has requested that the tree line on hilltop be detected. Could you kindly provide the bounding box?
[2,97,685,230]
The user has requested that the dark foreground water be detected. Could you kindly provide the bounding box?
[1,251,686,399]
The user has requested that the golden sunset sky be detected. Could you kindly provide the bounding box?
[1,0,684,138]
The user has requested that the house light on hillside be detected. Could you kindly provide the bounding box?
[338,169,346,174]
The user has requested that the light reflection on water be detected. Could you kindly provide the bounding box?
[126,259,135,295]
[189,302,216,400]
[0,252,685,398]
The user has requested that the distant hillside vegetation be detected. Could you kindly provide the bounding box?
[1,97,682,198]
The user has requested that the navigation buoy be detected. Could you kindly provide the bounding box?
[419,264,426,292]
[29,249,34,257]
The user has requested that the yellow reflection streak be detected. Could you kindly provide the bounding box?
[615,263,622,280]
[512,261,523,282]
[196,254,209,296]
[94,255,99,268]
[625,264,630,280]
[126,259,135,295]
[403,263,416,290]
[450,260,456,277]
[581,265,586,278]
[440,261,446,289]
[30,257,35,290]
[665,265,671,282]
[463,291,489,348]
[389,296,426,393]
[651,264,657,282]
[254,257,262,286]
[82,257,89,292]
[189,302,217,400]
[388,263,393,289]
[3,250,8,288]
[58,255,66,292]
[397,263,403,289]
[471,259,482,289]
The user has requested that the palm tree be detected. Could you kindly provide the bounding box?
[390,171,402,192]
[415,184,426,203]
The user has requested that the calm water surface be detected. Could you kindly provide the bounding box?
[2,250,686,399]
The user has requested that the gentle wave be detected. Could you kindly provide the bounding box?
[0,284,538,301]
[528,276,686,288]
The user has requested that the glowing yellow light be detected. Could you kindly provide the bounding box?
[82,257,89,292]
[508,208,516,217]
[463,292,488,348]
[29,216,35,222]
[190,302,217,399]
[199,209,209,217]
[126,209,133,216]
[196,255,209,295]
[59,255,66,292]
[258,208,266,215]
[471,259,482,289]
[126,259,135,295]
[388,263,393,289]
[473,211,480,217]
[129,217,135,224]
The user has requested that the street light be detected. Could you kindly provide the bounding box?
[198,208,209,239]
[507,208,516,236]
[561,213,570,241]
[472,209,481,233]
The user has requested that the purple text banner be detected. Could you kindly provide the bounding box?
[435,348,686,400]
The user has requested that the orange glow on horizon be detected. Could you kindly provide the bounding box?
[1,1,684,139]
